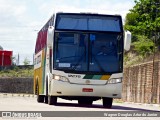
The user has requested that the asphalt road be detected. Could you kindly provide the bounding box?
[0,94,160,120]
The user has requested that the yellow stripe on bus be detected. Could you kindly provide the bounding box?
[100,75,110,80]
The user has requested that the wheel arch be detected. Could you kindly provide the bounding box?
[34,76,39,95]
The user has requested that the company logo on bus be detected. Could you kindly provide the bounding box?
[68,75,81,78]
[85,80,90,84]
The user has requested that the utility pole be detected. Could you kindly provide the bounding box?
[18,53,19,65]
[151,1,159,104]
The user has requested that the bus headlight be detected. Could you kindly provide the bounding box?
[53,75,60,80]
[53,74,69,82]
[108,78,122,84]
[60,76,69,82]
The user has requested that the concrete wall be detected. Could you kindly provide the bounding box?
[1,60,160,104]
[123,61,160,104]
[0,77,33,94]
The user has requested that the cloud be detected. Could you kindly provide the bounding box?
[0,1,36,64]
[0,1,27,24]
[0,0,135,64]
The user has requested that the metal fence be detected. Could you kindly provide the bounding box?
[123,61,160,104]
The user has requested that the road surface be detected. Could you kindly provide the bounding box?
[0,94,159,120]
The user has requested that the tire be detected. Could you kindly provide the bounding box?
[102,97,113,108]
[45,78,48,104]
[37,95,44,103]
[78,99,93,106]
[36,83,44,103]
[45,96,48,104]
[48,96,57,105]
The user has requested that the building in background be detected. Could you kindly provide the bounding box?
[0,50,13,67]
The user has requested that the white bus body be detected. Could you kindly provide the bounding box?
[34,12,131,108]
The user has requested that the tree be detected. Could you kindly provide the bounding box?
[124,0,160,42]
[124,0,160,59]
[133,35,154,57]
[23,57,30,65]
[0,45,3,50]
[12,56,16,65]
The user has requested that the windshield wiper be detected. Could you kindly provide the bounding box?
[90,41,105,72]
[92,55,105,72]
[72,52,86,70]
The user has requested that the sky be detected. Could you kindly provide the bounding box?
[0,0,135,65]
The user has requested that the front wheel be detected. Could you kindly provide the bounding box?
[48,96,57,105]
[44,96,48,104]
[102,97,113,108]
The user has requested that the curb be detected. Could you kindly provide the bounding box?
[125,102,160,107]
[0,93,36,98]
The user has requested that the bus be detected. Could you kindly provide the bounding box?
[34,12,131,108]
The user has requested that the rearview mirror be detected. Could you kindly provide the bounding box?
[47,26,54,48]
[124,31,131,51]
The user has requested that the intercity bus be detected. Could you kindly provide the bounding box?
[34,12,131,108]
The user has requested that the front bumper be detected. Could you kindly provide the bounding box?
[49,80,122,98]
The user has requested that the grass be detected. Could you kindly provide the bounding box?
[124,52,144,67]
[113,99,124,103]
[0,67,33,77]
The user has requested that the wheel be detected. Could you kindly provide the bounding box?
[102,97,113,108]
[44,96,48,104]
[36,84,44,103]
[37,95,44,103]
[78,99,93,106]
[48,96,57,105]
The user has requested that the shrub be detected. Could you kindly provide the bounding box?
[133,35,154,57]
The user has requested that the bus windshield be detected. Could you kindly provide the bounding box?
[53,13,123,74]
[54,32,123,73]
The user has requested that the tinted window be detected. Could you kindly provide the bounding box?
[56,14,121,32]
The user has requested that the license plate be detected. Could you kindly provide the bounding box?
[82,88,93,92]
